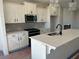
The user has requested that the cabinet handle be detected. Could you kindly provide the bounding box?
[20,37,21,40]
[31,11,33,14]
[12,35,15,37]
[41,19,43,21]
[18,38,19,40]
[14,19,16,22]
[17,18,18,22]
[19,37,22,40]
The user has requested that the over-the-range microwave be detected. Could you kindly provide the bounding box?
[25,15,37,22]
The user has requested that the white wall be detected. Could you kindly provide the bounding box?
[0,41,3,51]
[47,37,79,59]
[73,11,79,29]
[56,6,63,25]
[44,6,50,29]
[0,0,9,55]
[63,8,74,28]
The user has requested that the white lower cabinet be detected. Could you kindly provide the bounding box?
[19,32,28,49]
[7,33,19,51]
[31,39,46,59]
[31,38,55,59]
[7,31,28,52]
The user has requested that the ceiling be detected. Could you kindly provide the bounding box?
[59,0,79,8]
[3,0,79,3]
[3,0,50,3]
[3,0,79,8]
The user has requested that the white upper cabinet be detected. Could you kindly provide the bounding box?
[4,2,48,23]
[4,2,16,23]
[49,4,58,16]
[4,2,25,23]
[16,5,25,23]
[24,2,37,15]
[37,7,47,22]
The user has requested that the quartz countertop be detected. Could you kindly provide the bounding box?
[30,29,79,50]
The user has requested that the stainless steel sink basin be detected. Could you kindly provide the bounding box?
[48,32,59,36]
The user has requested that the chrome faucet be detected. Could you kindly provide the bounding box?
[56,24,62,35]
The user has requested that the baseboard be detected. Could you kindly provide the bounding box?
[9,46,30,53]
[0,51,3,56]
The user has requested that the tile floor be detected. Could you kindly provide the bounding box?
[75,55,79,59]
[0,47,31,59]
[1,48,79,59]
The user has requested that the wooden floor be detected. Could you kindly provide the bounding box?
[0,47,31,59]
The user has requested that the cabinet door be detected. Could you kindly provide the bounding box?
[31,39,46,59]
[4,2,25,23]
[37,7,43,22]
[19,31,28,48]
[42,8,47,22]
[31,3,37,15]
[37,7,47,22]
[25,2,32,15]
[7,33,19,51]
[16,5,25,23]
[24,2,36,15]
[4,2,17,23]
[50,6,58,16]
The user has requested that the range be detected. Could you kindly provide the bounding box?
[24,28,40,47]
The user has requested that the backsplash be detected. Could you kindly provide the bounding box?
[6,22,46,32]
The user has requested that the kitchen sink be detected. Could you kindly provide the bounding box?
[48,32,59,36]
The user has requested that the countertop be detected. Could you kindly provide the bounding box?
[30,29,79,50]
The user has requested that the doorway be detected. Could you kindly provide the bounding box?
[50,16,57,32]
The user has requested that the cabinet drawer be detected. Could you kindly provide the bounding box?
[7,33,18,38]
[7,31,28,51]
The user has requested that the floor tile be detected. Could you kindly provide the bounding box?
[0,47,31,59]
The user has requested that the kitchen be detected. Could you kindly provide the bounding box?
[3,0,58,52]
[3,0,49,52]
[0,0,79,59]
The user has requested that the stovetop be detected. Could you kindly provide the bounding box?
[24,28,40,32]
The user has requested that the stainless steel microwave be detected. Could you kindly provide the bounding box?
[25,15,37,22]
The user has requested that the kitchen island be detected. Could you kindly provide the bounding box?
[30,29,79,59]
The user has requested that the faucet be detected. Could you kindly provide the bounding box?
[56,24,62,35]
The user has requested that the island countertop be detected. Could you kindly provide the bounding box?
[30,29,79,50]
